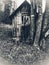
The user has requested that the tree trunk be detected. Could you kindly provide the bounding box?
[34,14,43,46]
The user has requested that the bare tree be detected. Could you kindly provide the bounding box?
[30,0,47,48]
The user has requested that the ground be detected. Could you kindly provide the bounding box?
[0,27,49,65]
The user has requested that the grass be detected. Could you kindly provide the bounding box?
[0,27,49,65]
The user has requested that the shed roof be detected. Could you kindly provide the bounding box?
[9,0,31,20]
